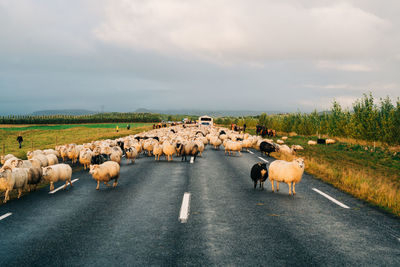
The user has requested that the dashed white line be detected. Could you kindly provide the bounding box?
[179,192,191,223]
[248,150,254,154]
[49,179,79,194]
[257,157,269,163]
[0,212,12,221]
[190,157,194,164]
[312,188,350,209]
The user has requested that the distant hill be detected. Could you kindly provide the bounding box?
[31,109,97,116]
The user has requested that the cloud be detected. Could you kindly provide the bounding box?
[94,1,390,64]
[315,61,374,72]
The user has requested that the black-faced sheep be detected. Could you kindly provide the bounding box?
[250,162,268,190]
[181,143,199,162]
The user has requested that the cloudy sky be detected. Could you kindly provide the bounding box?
[0,0,399,115]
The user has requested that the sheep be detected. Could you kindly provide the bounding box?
[125,147,138,163]
[181,142,199,162]
[153,144,163,161]
[281,136,288,141]
[162,141,176,161]
[89,161,120,190]
[308,140,317,145]
[31,154,49,167]
[0,167,29,203]
[26,167,43,191]
[259,141,279,157]
[194,140,205,156]
[1,157,19,170]
[268,158,305,195]
[278,145,293,155]
[59,146,69,162]
[46,154,59,166]
[276,139,285,145]
[27,150,43,159]
[28,158,42,168]
[326,139,336,144]
[110,152,121,165]
[79,149,93,170]
[67,145,80,164]
[224,140,242,156]
[42,163,73,191]
[210,136,222,149]
[43,149,59,157]
[1,154,15,165]
[250,162,268,190]
[10,159,33,169]
[317,139,326,144]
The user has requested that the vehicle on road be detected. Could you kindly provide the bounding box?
[198,115,213,126]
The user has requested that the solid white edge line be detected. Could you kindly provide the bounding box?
[0,212,12,221]
[257,157,269,163]
[312,188,350,209]
[49,178,79,194]
[179,192,191,223]
[190,157,194,164]
[248,150,254,154]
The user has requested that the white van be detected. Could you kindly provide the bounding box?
[198,115,213,126]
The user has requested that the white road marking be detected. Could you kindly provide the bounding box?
[248,150,254,154]
[0,212,12,221]
[190,157,194,164]
[179,192,191,223]
[49,179,79,194]
[312,188,350,209]
[257,157,269,163]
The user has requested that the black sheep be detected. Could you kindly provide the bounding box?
[219,130,226,136]
[259,141,279,157]
[91,154,110,165]
[250,162,268,190]
[117,141,125,155]
[317,138,326,144]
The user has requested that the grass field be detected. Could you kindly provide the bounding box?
[0,123,153,159]
[245,128,400,216]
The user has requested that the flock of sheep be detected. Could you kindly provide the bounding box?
[0,124,316,203]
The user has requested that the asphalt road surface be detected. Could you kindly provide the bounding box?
[0,147,399,266]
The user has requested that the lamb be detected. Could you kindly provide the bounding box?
[125,147,138,163]
[42,163,73,191]
[259,141,279,157]
[277,139,285,145]
[281,136,288,141]
[307,140,317,145]
[89,161,120,190]
[162,141,176,161]
[79,149,93,169]
[250,162,268,190]
[0,167,29,203]
[268,158,305,195]
[1,154,15,165]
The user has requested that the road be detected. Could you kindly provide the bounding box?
[0,147,399,266]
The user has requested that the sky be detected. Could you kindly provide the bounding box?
[0,0,399,115]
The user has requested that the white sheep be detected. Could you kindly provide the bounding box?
[308,140,317,145]
[326,139,336,144]
[89,161,120,190]
[162,141,176,161]
[1,154,15,165]
[79,149,93,170]
[110,152,121,165]
[125,147,138,164]
[67,145,80,163]
[42,163,73,191]
[31,154,49,167]
[268,158,305,195]
[281,136,288,141]
[276,139,285,144]
[153,144,163,161]
[46,154,59,166]
[0,167,29,203]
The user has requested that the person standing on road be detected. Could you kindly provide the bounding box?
[17,134,23,149]
[116,125,119,132]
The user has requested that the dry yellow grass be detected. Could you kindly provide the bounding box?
[271,151,400,216]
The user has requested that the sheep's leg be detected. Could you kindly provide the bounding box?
[4,189,10,203]
[64,181,68,189]
[287,182,292,195]
[261,181,265,190]
[276,182,280,192]
[17,188,22,198]
[96,180,100,190]
[238,151,242,156]
[69,178,73,187]
[50,182,54,191]
[104,182,111,187]
[254,181,257,189]
[271,180,275,192]
[293,183,296,195]
[113,179,118,187]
